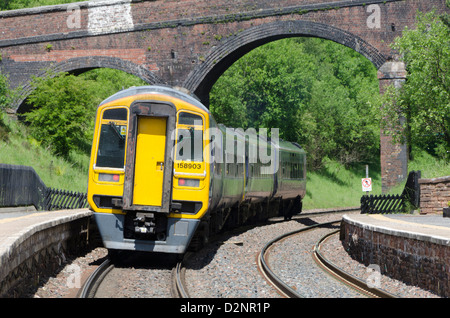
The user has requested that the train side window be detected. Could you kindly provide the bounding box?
[179,112,203,126]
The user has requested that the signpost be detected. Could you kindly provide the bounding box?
[362,164,372,193]
[362,177,372,192]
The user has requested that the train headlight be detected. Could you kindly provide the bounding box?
[178,178,200,187]
[99,173,120,182]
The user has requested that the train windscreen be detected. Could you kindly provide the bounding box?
[96,108,128,169]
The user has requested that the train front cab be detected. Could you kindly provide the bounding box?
[88,93,210,254]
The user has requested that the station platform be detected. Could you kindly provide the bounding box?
[0,208,92,297]
[341,212,450,297]
[342,213,450,245]
[0,208,92,250]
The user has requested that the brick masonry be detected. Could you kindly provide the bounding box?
[341,218,450,297]
[0,210,94,297]
[420,176,450,215]
[0,0,448,191]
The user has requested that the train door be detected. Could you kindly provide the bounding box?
[133,117,167,206]
[122,101,176,213]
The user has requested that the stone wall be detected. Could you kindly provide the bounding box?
[419,176,450,215]
[0,211,94,297]
[341,217,450,297]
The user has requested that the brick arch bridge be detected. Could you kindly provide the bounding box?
[0,0,448,191]
[184,19,387,104]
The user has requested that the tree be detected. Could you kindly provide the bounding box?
[24,69,146,158]
[24,72,99,157]
[210,38,380,169]
[383,9,450,159]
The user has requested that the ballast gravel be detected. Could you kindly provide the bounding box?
[30,212,439,298]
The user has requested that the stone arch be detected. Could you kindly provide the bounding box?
[15,56,163,113]
[183,20,387,105]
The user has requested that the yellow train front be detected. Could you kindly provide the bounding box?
[88,85,306,255]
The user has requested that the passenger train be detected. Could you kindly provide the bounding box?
[87,85,306,255]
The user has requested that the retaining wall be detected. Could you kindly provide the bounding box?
[341,215,450,297]
[419,176,450,215]
[0,210,94,297]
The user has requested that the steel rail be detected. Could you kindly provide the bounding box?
[78,258,113,298]
[257,220,340,298]
[313,230,397,298]
[172,255,190,298]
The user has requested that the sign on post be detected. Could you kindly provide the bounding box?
[362,178,372,192]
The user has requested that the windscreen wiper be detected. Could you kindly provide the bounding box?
[109,121,125,141]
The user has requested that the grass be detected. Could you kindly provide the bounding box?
[303,150,450,210]
[408,149,450,179]
[1,113,449,208]
[303,159,383,210]
[0,114,90,192]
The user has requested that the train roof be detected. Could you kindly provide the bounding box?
[99,85,209,113]
[218,124,305,154]
[277,140,305,154]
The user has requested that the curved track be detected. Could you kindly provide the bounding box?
[257,218,397,298]
[312,230,397,298]
[172,256,190,298]
[81,208,376,298]
[257,220,339,298]
[78,258,114,298]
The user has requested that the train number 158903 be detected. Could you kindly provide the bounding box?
[176,162,202,169]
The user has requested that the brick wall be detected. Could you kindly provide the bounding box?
[1,0,448,98]
[0,212,93,297]
[341,218,450,297]
[378,62,408,193]
[419,176,450,215]
[0,0,448,193]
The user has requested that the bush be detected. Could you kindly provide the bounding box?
[24,72,99,157]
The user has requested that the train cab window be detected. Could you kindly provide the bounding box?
[102,108,127,120]
[177,128,203,161]
[176,112,204,162]
[96,108,128,169]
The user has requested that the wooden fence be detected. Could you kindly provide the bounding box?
[360,171,421,214]
[360,194,405,214]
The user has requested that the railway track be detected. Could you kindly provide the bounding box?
[313,229,397,298]
[172,255,190,298]
[81,208,381,298]
[79,252,178,298]
[257,220,339,298]
[256,218,397,298]
[78,258,113,298]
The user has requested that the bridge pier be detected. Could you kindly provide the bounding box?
[378,61,408,193]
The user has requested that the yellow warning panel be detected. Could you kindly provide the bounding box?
[133,117,167,206]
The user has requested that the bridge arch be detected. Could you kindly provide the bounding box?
[15,56,163,113]
[183,20,386,105]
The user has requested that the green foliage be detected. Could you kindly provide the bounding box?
[25,72,97,158]
[0,72,11,111]
[210,38,380,169]
[383,9,450,160]
[0,0,79,10]
[0,115,90,192]
[24,69,146,158]
[0,73,13,142]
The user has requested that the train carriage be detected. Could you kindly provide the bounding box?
[88,85,306,255]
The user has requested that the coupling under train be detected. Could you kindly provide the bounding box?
[87,85,306,255]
